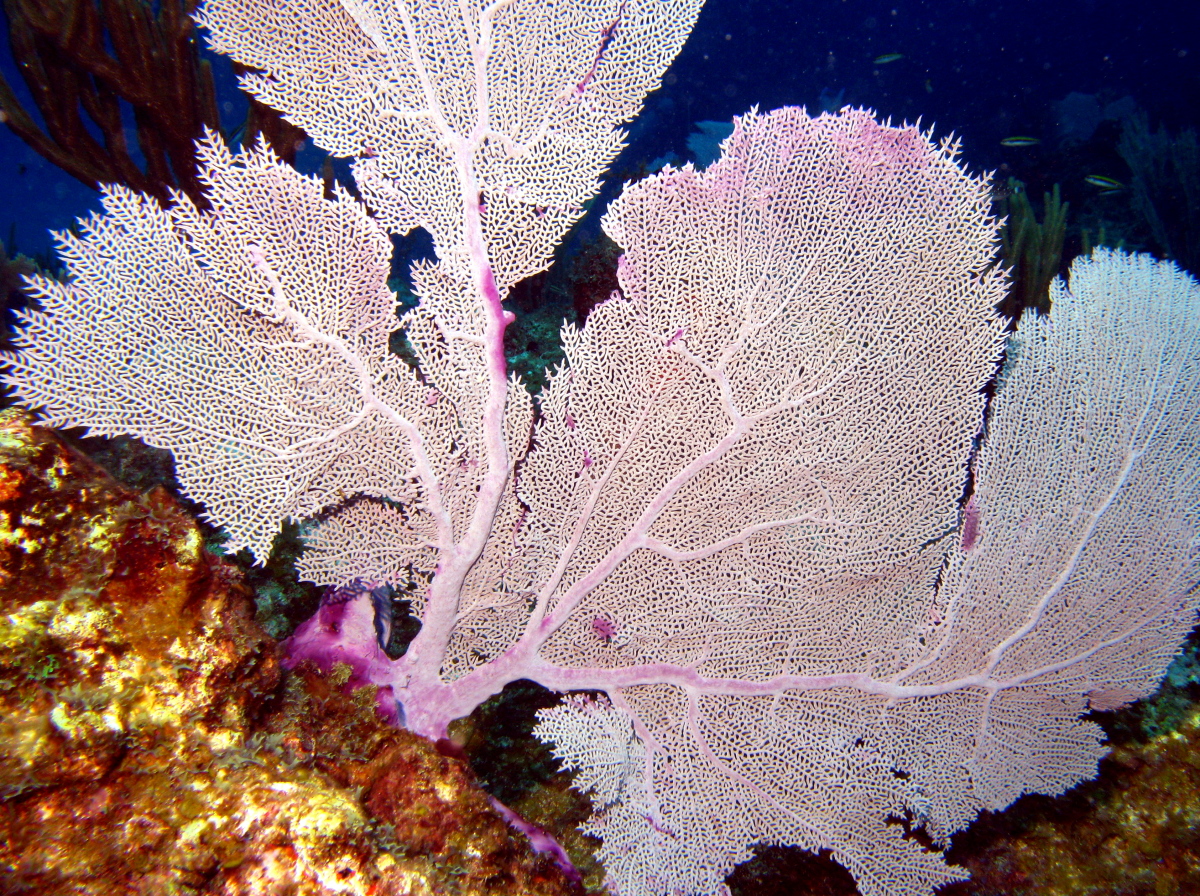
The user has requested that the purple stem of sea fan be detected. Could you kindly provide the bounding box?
[285,589,583,885]
[488,795,583,886]
[283,586,403,726]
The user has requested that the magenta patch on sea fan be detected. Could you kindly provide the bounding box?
[592,616,617,642]
[961,496,980,551]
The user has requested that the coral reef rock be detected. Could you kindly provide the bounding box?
[0,409,581,896]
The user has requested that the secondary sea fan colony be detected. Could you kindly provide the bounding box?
[4,2,1200,895]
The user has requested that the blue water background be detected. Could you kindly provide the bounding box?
[1,0,1196,261]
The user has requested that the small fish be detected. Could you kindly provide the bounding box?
[1000,136,1041,147]
[874,52,904,64]
[1084,174,1125,191]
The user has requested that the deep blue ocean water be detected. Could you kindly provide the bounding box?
[2,0,1196,263]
